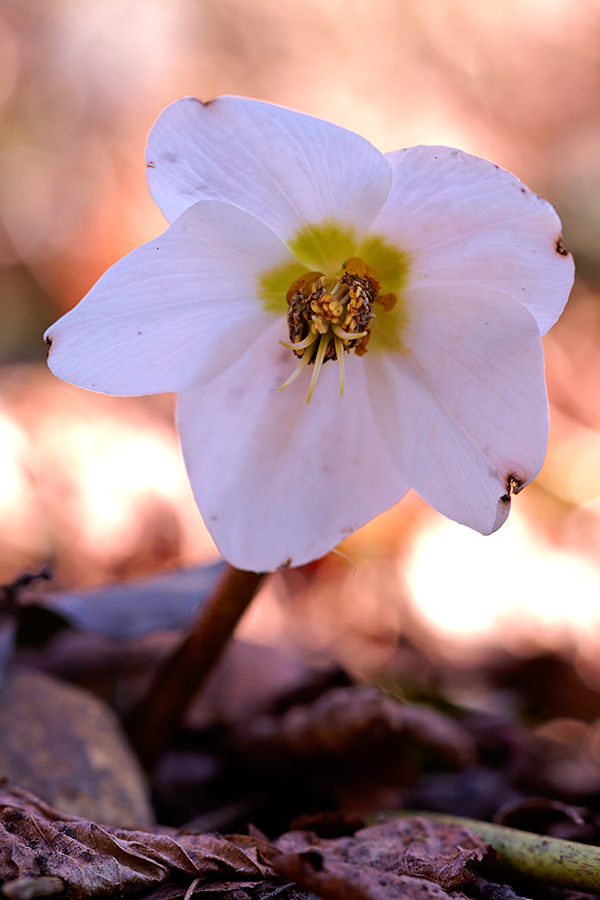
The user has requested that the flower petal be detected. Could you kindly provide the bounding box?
[367,287,549,534]
[176,319,409,572]
[146,96,392,245]
[372,146,574,335]
[45,200,295,395]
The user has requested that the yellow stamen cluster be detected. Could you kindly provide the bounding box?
[279,257,398,403]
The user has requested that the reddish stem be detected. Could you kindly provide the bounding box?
[127,565,266,768]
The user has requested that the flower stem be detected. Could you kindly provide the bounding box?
[126,564,266,768]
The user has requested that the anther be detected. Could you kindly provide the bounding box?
[280,255,392,402]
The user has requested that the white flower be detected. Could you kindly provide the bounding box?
[45,96,574,573]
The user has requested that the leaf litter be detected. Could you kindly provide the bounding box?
[0,784,489,900]
[0,783,274,899]
[5,565,600,899]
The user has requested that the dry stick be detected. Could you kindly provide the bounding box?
[127,565,266,768]
[394,812,600,894]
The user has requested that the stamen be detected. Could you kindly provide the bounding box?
[306,334,330,404]
[277,340,317,392]
[279,332,319,352]
[282,254,393,400]
[334,335,345,396]
[332,324,368,341]
[331,282,349,301]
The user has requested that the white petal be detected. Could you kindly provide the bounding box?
[367,287,548,534]
[146,96,392,244]
[45,200,295,395]
[373,146,574,335]
[176,319,409,572]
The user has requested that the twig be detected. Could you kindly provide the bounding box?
[394,811,600,893]
[0,567,52,616]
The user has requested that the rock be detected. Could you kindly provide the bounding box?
[0,668,153,828]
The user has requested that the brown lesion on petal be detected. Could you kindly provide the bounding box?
[44,335,52,359]
[555,235,569,256]
[500,474,524,504]
[146,161,156,169]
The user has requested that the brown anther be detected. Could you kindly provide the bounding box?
[286,271,324,304]
[281,252,405,398]
[348,295,365,315]
[379,292,398,312]
[354,332,371,356]
[285,255,395,375]
[343,257,380,292]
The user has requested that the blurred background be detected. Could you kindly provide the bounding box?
[1,0,600,683]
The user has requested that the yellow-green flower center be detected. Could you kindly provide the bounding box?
[257,221,411,402]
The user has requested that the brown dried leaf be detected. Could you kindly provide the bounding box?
[272,816,489,898]
[237,686,475,767]
[1,875,65,900]
[186,639,341,732]
[271,851,461,900]
[141,882,321,900]
[235,686,476,813]
[0,785,274,898]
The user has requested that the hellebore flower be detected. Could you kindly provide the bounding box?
[45,97,574,572]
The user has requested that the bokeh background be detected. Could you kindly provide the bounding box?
[1,0,600,681]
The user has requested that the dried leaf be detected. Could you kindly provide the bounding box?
[0,785,274,899]
[288,811,365,839]
[528,718,600,798]
[273,818,488,892]
[0,785,491,900]
[465,877,531,900]
[186,640,342,731]
[1,876,65,900]
[138,880,319,900]
[488,652,600,724]
[237,686,474,767]
[271,850,459,900]
[30,564,225,641]
[234,686,476,813]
